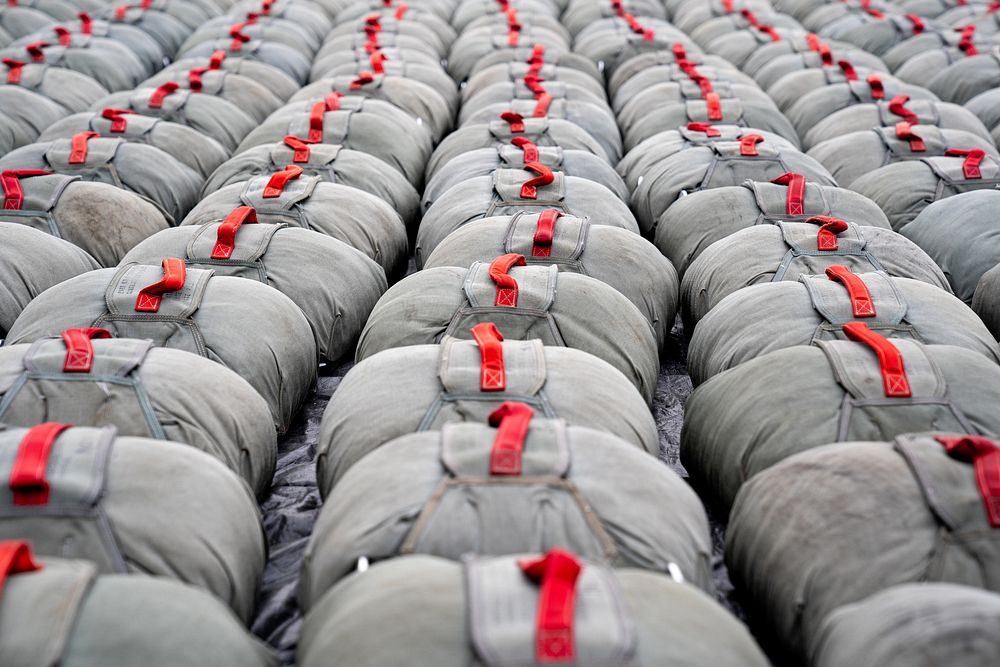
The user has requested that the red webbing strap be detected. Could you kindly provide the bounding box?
[188,66,207,92]
[610,0,625,17]
[805,32,822,52]
[0,541,43,596]
[524,72,546,97]
[958,25,977,56]
[229,22,251,51]
[3,57,23,84]
[148,81,179,108]
[770,172,806,216]
[350,70,375,89]
[671,42,687,61]
[54,26,72,47]
[740,8,760,26]
[888,94,917,124]
[470,322,507,391]
[370,49,386,74]
[817,42,833,66]
[757,23,781,41]
[895,121,925,152]
[623,13,654,41]
[209,50,226,70]
[527,43,545,70]
[945,148,986,179]
[825,265,876,317]
[905,13,925,34]
[308,93,342,142]
[10,423,72,506]
[488,401,533,476]
[722,0,734,12]
[533,93,552,117]
[260,0,273,15]
[859,0,884,18]
[25,41,48,62]
[283,135,311,162]
[842,321,912,397]
[507,7,520,46]
[936,435,1000,527]
[245,11,259,25]
[687,122,720,137]
[394,2,407,19]
[78,11,92,34]
[501,111,526,133]
[705,91,722,121]
[262,164,303,198]
[212,206,257,258]
[114,3,129,19]
[867,73,885,100]
[838,59,858,81]
[518,549,583,663]
[808,215,850,251]
[520,162,554,199]
[101,107,135,132]
[61,327,112,372]
[2,169,50,210]
[135,258,187,312]
[532,209,560,257]
[739,133,763,156]
[489,253,527,306]
[68,131,99,164]
[511,136,539,162]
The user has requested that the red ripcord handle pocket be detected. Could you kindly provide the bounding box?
[936,435,1000,527]
[101,107,135,132]
[771,172,806,216]
[135,258,187,313]
[808,215,850,251]
[370,50,386,74]
[212,206,258,258]
[68,131,100,165]
[687,122,720,137]
[532,210,560,257]
[945,148,986,179]
[2,169,51,210]
[489,253,527,307]
[895,121,925,152]
[262,165,303,198]
[825,265,876,317]
[842,321,912,397]
[739,134,764,156]
[888,95,918,124]
[0,541,43,594]
[3,58,23,84]
[470,322,507,391]
[518,549,583,663]
[148,81,179,108]
[488,401,534,475]
[9,423,72,506]
[511,136,539,162]
[520,162,554,199]
[61,327,112,372]
[284,135,312,162]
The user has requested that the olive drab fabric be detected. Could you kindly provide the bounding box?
[298,554,769,667]
[0,425,265,622]
[4,262,317,434]
[728,434,1000,660]
[0,545,277,666]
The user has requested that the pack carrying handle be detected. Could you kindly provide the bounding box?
[501,110,526,133]
[807,215,850,251]
[148,81,179,108]
[489,254,527,307]
[945,148,986,179]
[0,541,43,597]
[350,70,375,89]
[488,401,534,476]
[308,93,342,142]
[25,41,48,62]
[188,66,208,91]
[61,327,112,372]
[262,165,303,198]
[3,57,24,84]
[686,122,720,137]
[866,73,885,100]
[2,169,51,210]
[212,206,258,258]
[101,107,135,133]
[739,133,763,156]
[770,172,805,216]
[135,258,187,313]
[888,95,917,124]
[895,121,925,152]
[842,322,912,398]
[9,423,72,506]
[520,162,554,199]
[838,59,858,81]
[470,322,506,392]
[518,549,583,663]
[532,210,560,257]
[68,131,100,164]
[283,135,312,162]
[936,435,1000,527]
[825,265,876,318]
[511,136,539,162]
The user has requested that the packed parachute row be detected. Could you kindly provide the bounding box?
[1,0,1000,665]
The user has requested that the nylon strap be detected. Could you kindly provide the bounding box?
[10,423,72,506]
[488,401,533,476]
[135,258,187,312]
[470,322,506,392]
[61,327,112,372]
[843,322,912,398]
[825,265,876,317]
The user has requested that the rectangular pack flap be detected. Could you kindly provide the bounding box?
[463,261,557,312]
[104,262,212,318]
[440,419,570,478]
[800,270,908,326]
[492,167,566,205]
[504,212,587,262]
[778,220,869,255]
[817,337,945,400]
[240,172,320,211]
[23,336,153,378]
[439,336,547,397]
[186,220,284,264]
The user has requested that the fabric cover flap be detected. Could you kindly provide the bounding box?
[923,155,1000,183]
[45,138,121,170]
[748,180,831,220]
[131,87,190,113]
[104,263,213,318]
[440,419,570,477]
[5,174,78,214]
[269,142,342,167]
[187,221,285,263]
[240,172,321,210]
[498,144,564,167]
[88,114,159,139]
[488,117,550,141]
[817,338,945,399]
[686,98,744,123]
[23,336,153,378]
[504,213,587,261]
[800,271,908,325]
[463,262,558,311]
[778,221,869,254]
[438,337,547,396]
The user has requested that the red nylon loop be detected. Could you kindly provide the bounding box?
[244,12,259,25]
[687,122,721,137]
[188,67,207,91]
[518,549,583,663]
[307,94,341,142]
[905,14,924,34]
[511,136,539,162]
[888,94,917,124]
[533,94,552,117]
[3,58,23,84]
[739,133,764,156]
[101,107,134,133]
[78,11,92,34]
[936,435,1000,527]
[10,423,71,506]
[527,43,545,68]
[350,70,375,89]
[260,0,273,15]
[0,541,43,595]
[470,322,507,391]
[817,42,833,65]
[394,2,407,19]
[61,327,112,372]
[54,26,72,47]
[370,50,386,73]
[722,0,734,11]
[867,73,885,100]
[757,23,781,41]
[805,32,822,52]
[489,253,527,306]
[2,169,49,210]
[68,131,99,164]
[114,4,129,20]
[520,162,554,199]
[283,135,311,162]
[771,172,806,216]
[895,121,925,151]
[524,73,546,96]
[229,22,250,50]
[263,165,303,198]
[25,41,48,62]
[501,110,526,133]
[945,148,986,179]
[808,215,850,251]
[860,0,884,18]
[532,209,560,257]
[958,25,977,56]
[135,258,187,312]
[838,59,858,81]
[825,265,876,317]
[209,50,226,69]
[148,81,179,108]
[610,0,624,17]
[212,206,257,259]
[843,321,912,397]
[487,401,534,475]
[705,92,722,121]
[671,42,687,60]
[740,8,759,26]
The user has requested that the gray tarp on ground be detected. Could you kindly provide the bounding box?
[0,424,265,621]
[656,178,890,278]
[298,555,768,667]
[0,335,276,496]
[0,553,277,666]
[680,220,951,328]
[0,61,108,113]
[727,434,1000,660]
[0,225,99,337]
[4,264,317,435]
[688,271,1000,384]
[0,171,169,266]
[300,417,712,608]
[315,337,660,495]
[974,262,1000,339]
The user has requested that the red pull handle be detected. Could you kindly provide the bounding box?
[470,322,506,391]
[958,25,977,56]
[2,169,51,210]
[262,165,303,198]
[77,11,92,34]
[520,162,554,199]
[25,41,48,62]
[739,134,764,156]
[149,81,179,108]
[518,549,583,663]
[61,327,112,372]
[0,541,43,597]
[68,131,100,165]
[3,57,23,84]
[805,32,822,52]
[487,401,533,475]
[53,26,72,47]
[936,435,1000,527]
[895,121,925,152]
[523,72,546,97]
[945,148,986,179]
[114,4,129,20]
[350,70,375,89]
[838,59,858,81]
[817,43,833,68]
[135,258,187,312]
[394,2,408,19]
[756,23,781,41]
[888,94,917,124]
[740,8,759,26]
[532,210,560,257]
[10,423,72,506]
[209,49,226,70]
[511,136,539,162]
[825,265,876,317]
[686,122,721,137]
[283,135,311,162]
[842,322,912,397]
[771,172,806,216]
[501,110,526,133]
[905,14,924,34]
[370,50,386,74]
[671,42,687,60]
[489,253,527,307]
[532,93,552,117]
[188,66,207,92]
[808,215,850,251]
[212,206,257,259]
[101,107,134,133]
[704,91,722,121]
[867,73,885,100]
[526,43,545,68]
